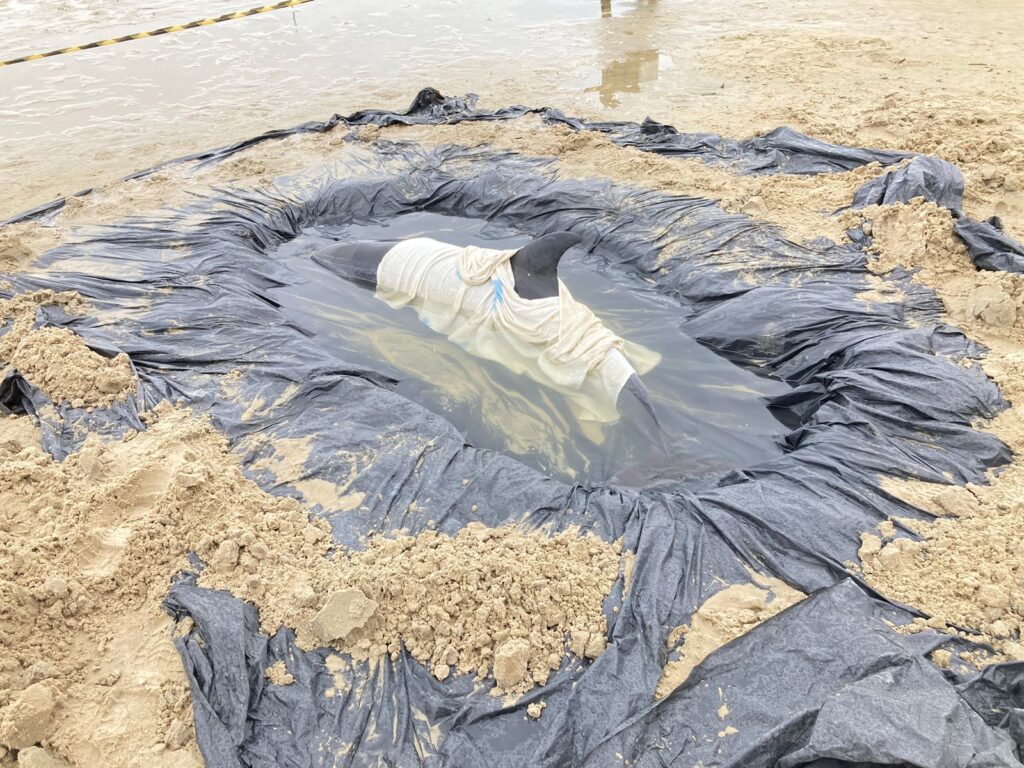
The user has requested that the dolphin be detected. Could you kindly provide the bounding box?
[312,232,669,469]
[311,231,581,298]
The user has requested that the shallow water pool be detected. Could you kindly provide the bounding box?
[267,211,788,487]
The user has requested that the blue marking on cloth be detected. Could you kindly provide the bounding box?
[491,278,505,311]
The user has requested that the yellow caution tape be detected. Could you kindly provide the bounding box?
[1,0,313,67]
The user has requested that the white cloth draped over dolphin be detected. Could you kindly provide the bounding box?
[375,237,660,423]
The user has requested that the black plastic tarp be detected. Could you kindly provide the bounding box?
[3,90,1024,767]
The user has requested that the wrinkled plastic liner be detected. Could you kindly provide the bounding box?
[3,91,1024,766]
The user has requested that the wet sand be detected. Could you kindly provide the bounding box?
[2,0,1023,236]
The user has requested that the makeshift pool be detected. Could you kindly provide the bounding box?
[271,211,788,485]
[4,91,1024,767]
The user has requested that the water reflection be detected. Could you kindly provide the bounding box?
[585,49,667,107]
[600,0,659,18]
[588,0,666,107]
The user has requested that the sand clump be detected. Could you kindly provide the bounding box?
[264,661,295,687]
[8,327,135,410]
[0,400,622,762]
[310,588,379,643]
[0,232,35,274]
[842,199,971,277]
[306,525,621,696]
[655,576,805,700]
[0,683,55,750]
[0,291,88,361]
[0,291,134,410]
[14,746,67,767]
[843,199,1024,335]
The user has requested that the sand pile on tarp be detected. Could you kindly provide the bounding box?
[844,198,1024,330]
[0,393,620,764]
[0,291,134,410]
[840,197,1024,664]
[0,291,87,359]
[311,526,620,696]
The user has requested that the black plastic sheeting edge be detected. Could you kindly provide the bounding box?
[3,90,1024,766]
[851,154,1024,273]
[7,88,1022,275]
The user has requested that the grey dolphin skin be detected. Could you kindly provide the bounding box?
[311,240,394,291]
[311,231,581,299]
[312,232,667,469]
[507,231,582,299]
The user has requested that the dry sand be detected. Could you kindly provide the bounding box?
[311,525,620,696]
[0,292,134,411]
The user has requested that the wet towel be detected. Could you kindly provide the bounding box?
[375,237,659,422]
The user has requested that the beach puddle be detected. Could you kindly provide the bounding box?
[584,49,673,108]
[270,211,788,486]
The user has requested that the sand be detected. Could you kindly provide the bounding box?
[264,660,295,687]
[309,525,620,696]
[0,291,135,410]
[0,292,88,360]
[655,576,805,700]
[838,196,1024,663]
[8,327,135,410]
[0,388,622,762]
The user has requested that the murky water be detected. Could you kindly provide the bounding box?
[270,212,787,486]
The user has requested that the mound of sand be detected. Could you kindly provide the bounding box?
[315,525,620,695]
[0,291,88,361]
[0,393,622,762]
[843,198,1024,333]
[9,327,135,410]
[0,291,135,410]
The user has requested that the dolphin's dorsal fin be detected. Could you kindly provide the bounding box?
[510,232,582,299]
